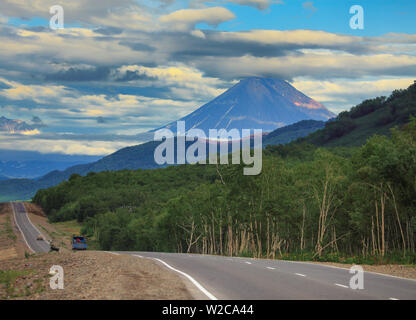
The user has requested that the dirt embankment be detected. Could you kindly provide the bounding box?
[0,202,194,300]
[0,251,193,300]
[0,203,29,260]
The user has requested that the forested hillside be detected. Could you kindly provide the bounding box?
[301,81,416,147]
[263,120,325,146]
[33,117,416,264]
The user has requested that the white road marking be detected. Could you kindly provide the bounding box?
[245,262,252,265]
[152,258,218,300]
[280,259,416,282]
[389,297,399,300]
[106,252,120,255]
[335,283,349,288]
[133,254,144,258]
[295,273,306,277]
[11,202,35,253]
[21,205,46,241]
[266,267,275,270]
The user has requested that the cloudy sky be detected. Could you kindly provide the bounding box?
[0,0,415,156]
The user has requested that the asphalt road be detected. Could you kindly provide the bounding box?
[117,251,416,300]
[9,200,414,299]
[11,202,50,253]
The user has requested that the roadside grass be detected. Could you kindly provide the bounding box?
[0,216,16,242]
[0,269,35,299]
[83,238,100,250]
[51,219,99,250]
[37,223,66,248]
[52,219,82,236]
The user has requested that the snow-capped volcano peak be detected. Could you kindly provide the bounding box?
[159,77,335,134]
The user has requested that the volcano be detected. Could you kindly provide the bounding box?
[158,77,334,134]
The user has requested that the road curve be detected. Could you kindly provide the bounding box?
[11,202,50,253]
[117,251,416,300]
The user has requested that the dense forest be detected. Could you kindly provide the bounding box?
[33,83,416,264]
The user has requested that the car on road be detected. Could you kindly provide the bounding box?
[36,234,44,241]
[72,236,87,250]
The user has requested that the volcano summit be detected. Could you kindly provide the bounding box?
[158,77,335,135]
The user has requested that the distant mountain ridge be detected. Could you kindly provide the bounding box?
[157,77,334,135]
[263,120,325,146]
[0,150,101,179]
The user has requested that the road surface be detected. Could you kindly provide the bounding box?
[11,202,50,253]
[9,200,415,299]
[117,251,416,300]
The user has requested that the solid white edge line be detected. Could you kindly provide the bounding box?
[245,262,252,265]
[266,267,275,270]
[133,254,143,258]
[279,259,416,282]
[23,205,44,236]
[335,283,349,288]
[106,251,120,255]
[295,273,306,277]
[14,202,49,251]
[11,202,35,253]
[389,297,399,300]
[152,257,218,301]
[22,203,50,250]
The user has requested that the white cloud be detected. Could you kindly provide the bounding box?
[114,64,227,100]
[228,0,283,10]
[0,0,138,24]
[0,78,70,103]
[193,52,416,80]
[159,7,235,31]
[213,29,360,46]
[0,75,214,129]
[190,29,206,38]
[292,77,415,112]
[0,133,133,155]
[4,27,156,66]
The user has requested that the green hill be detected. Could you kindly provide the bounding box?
[300,81,416,147]
[263,120,325,146]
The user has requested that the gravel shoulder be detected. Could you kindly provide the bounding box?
[0,250,194,300]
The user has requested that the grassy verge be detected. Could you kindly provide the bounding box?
[51,219,99,250]
[52,220,82,236]
[0,216,16,242]
[0,269,44,299]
